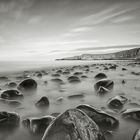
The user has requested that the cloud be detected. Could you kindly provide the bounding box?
[28,16,42,24]
[73,44,140,52]
[111,16,134,23]
[0,36,5,43]
[71,27,91,33]
[77,5,139,26]
[0,0,34,19]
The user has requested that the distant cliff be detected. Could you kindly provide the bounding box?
[57,47,140,60]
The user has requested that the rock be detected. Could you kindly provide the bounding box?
[6,82,17,88]
[104,67,109,70]
[42,108,105,140]
[1,90,23,100]
[0,76,8,81]
[81,75,88,78]
[73,72,83,76]
[51,113,60,117]
[62,71,70,75]
[122,80,126,84]
[36,73,42,78]
[51,78,64,84]
[94,73,107,79]
[108,95,127,108]
[17,79,37,91]
[0,111,20,127]
[35,96,49,107]
[67,76,81,83]
[131,72,140,76]
[77,104,119,128]
[94,79,114,94]
[57,97,64,102]
[132,128,140,140]
[52,73,60,77]
[56,70,62,74]
[122,68,127,71]
[109,65,117,70]
[0,98,21,106]
[22,116,55,134]
[68,94,84,99]
[121,108,140,121]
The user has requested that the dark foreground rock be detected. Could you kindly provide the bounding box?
[42,108,105,140]
[121,108,140,121]
[67,76,81,83]
[0,111,20,127]
[22,116,55,134]
[35,96,49,108]
[51,78,64,84]
[1,90,23,100]
[94,79,114,94]
[0,98,21,106]
[107,95,127,108]
[94,73,107,80]
[77,104,119,128]
[132,128,140,140]
[17,78,37,91]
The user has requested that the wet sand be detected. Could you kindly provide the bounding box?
[0,60,140,140]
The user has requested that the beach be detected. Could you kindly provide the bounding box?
[0,60,140,140]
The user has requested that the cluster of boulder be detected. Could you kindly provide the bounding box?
[0,64,140,140]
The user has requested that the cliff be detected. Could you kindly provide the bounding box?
[57,47,140,60]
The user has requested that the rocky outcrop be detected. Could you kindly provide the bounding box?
[58,47,140,60]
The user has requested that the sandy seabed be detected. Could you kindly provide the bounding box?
[0,60,140,140]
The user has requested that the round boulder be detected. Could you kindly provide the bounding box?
[17,78,37,91]
[1,90,23,100]
[22,116,55,134]
[42,108,105,140]
[35,96,49,108]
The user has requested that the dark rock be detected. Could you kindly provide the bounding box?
[81,75,88,78]
[122,80,126,84]
[109,65,117,70]
[17,79,37,91]
[0,76,8,81]
[108,95,127,108]
[57,97,64,102]
[56,70,62,74]
[94,79,114,94]
[73,72,83,76]
[67,76,81,83]
[122,68,127,71]
[51,78,64,84]
[1,90,23,100]
[51,113,60,117]
[42,108,105,140]
[0,98,21,106]
[52,73,60,77]
[44,81,48,84]
[22,116,55,134]
[0,111,20,127]
[36,73,42,78]
[77,104,119,128]
[68,94,84,99]
[62,71,70,75]
[132,128,140,140]
[121,108,140,121]
[94,73,107,79]
[6,82,17,88]
[104,67,109,70]
[131,72,140,76]
[35,96,49,107]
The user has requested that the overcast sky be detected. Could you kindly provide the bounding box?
[0,0,140,60]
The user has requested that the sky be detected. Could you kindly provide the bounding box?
[0,0,140,61]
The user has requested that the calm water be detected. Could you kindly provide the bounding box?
[0,60,139,140]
